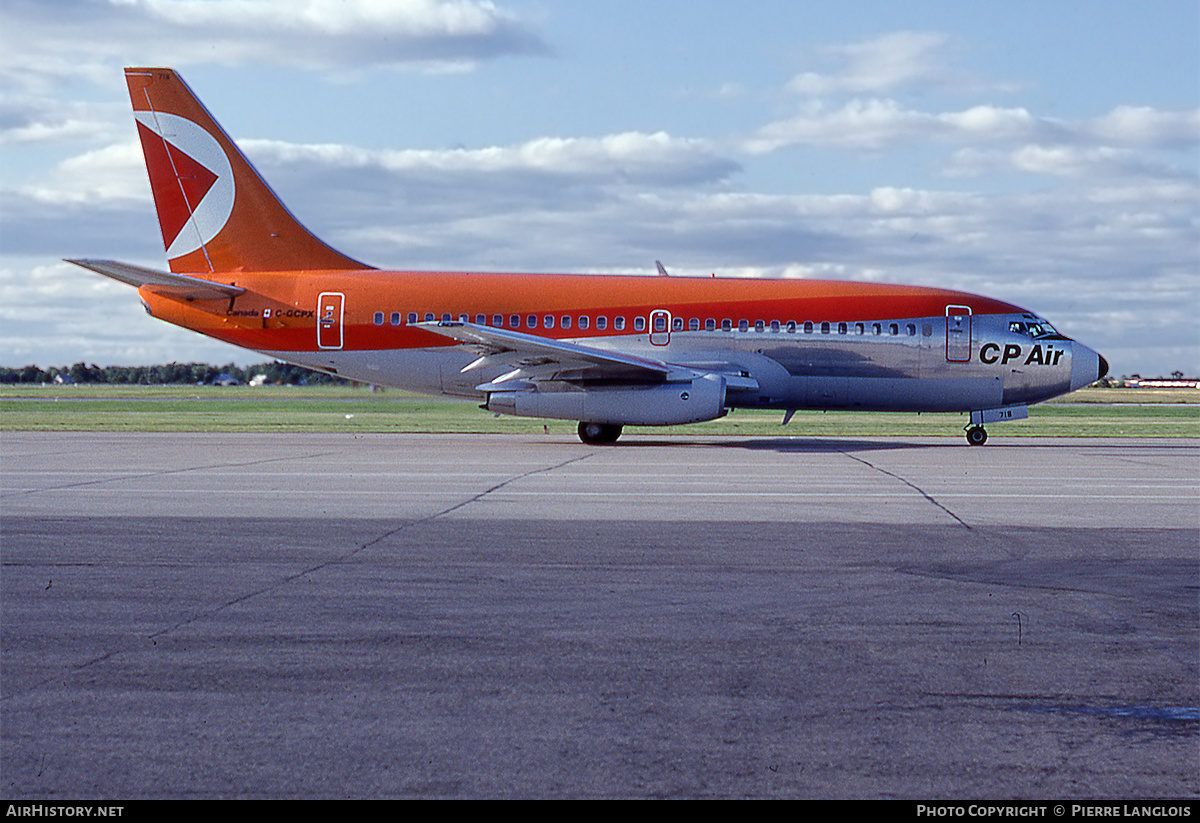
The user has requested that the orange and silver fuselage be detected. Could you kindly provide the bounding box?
[72,67,1107,445]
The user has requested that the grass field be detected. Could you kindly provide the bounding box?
[1,384,1195,437]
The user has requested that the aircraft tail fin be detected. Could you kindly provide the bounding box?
[124,67,372,274]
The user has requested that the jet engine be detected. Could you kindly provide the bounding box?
[485,374,727,426]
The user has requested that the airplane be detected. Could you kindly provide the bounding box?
[69,68,1108,446]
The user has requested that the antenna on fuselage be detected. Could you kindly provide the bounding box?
[655,260,670,277]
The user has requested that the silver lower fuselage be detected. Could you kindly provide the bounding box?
[268,310,1105,417]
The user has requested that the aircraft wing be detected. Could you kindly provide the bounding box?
[415,320,693,386]
[67,259,245,301]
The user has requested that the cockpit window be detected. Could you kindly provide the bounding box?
[1009,320,1064,340]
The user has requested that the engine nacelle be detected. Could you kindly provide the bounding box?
[486,375,727,426]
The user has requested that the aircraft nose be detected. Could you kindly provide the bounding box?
[1070,342,1107,391]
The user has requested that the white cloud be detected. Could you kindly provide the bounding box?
[742,99,1048,153]
[0,97,128,148]
[948,145,1194,181]
[742,97,1200,172]
[29,140,150,203]
[786,31,954,96]
[134,0,513,34]
[243,131,739,186]
[1087,106,1200,148]
[133,0,548,66]
[755,29,1200,171]
[0,0,549,88]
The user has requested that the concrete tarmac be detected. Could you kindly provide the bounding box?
[2,432,1197,799]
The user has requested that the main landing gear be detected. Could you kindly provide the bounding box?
[578,421,623,445]
[965,426,988,446]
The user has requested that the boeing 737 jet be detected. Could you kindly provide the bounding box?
[70,68,1108,445]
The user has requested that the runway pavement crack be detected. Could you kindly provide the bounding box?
[0,451,340,500]
[355,451,598,550]
[839,450,972,529]
[17,452,602,686]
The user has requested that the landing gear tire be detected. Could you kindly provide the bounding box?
[578,421,622,445]
[965,426,988,446]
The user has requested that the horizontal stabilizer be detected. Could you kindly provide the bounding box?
[66,259,244,300]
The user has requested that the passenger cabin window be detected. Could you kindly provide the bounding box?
[906,324,917,336]
[408,312,418,325]
[579,316,589,330]
[476,314,486,325]
[706,319,716,331]
[373,312,384,325]
[722,319,732,331]
[690,318,700,331]
[804,322,814,334]
[634,317,646,331]
[424,313,435,322]
[527,315,537,328]
[493,314,503,327]
[391,312,402,326]
[544,315,554,329]
[561,316,571,329]
[510,315,520,328]
[738,320,749,332]
[614,317,625,331]
[889,323,899,335]
[442,313,452,323]
[821,322,831,334]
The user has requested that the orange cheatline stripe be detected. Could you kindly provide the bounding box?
[143,270,1023,353]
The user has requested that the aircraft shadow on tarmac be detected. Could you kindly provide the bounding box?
[604,437,937,453]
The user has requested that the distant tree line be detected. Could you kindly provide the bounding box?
[0,362,350,386]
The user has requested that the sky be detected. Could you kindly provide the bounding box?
[1,0,1197,377]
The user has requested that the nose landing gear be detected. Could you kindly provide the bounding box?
[965,405,1027,445]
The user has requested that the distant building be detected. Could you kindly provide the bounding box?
[1123,376,1199,389]
[212,373,240,386]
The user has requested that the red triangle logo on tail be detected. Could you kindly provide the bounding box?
[136,120,219,250]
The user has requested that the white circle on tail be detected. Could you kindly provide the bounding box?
[134,111,235,259]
